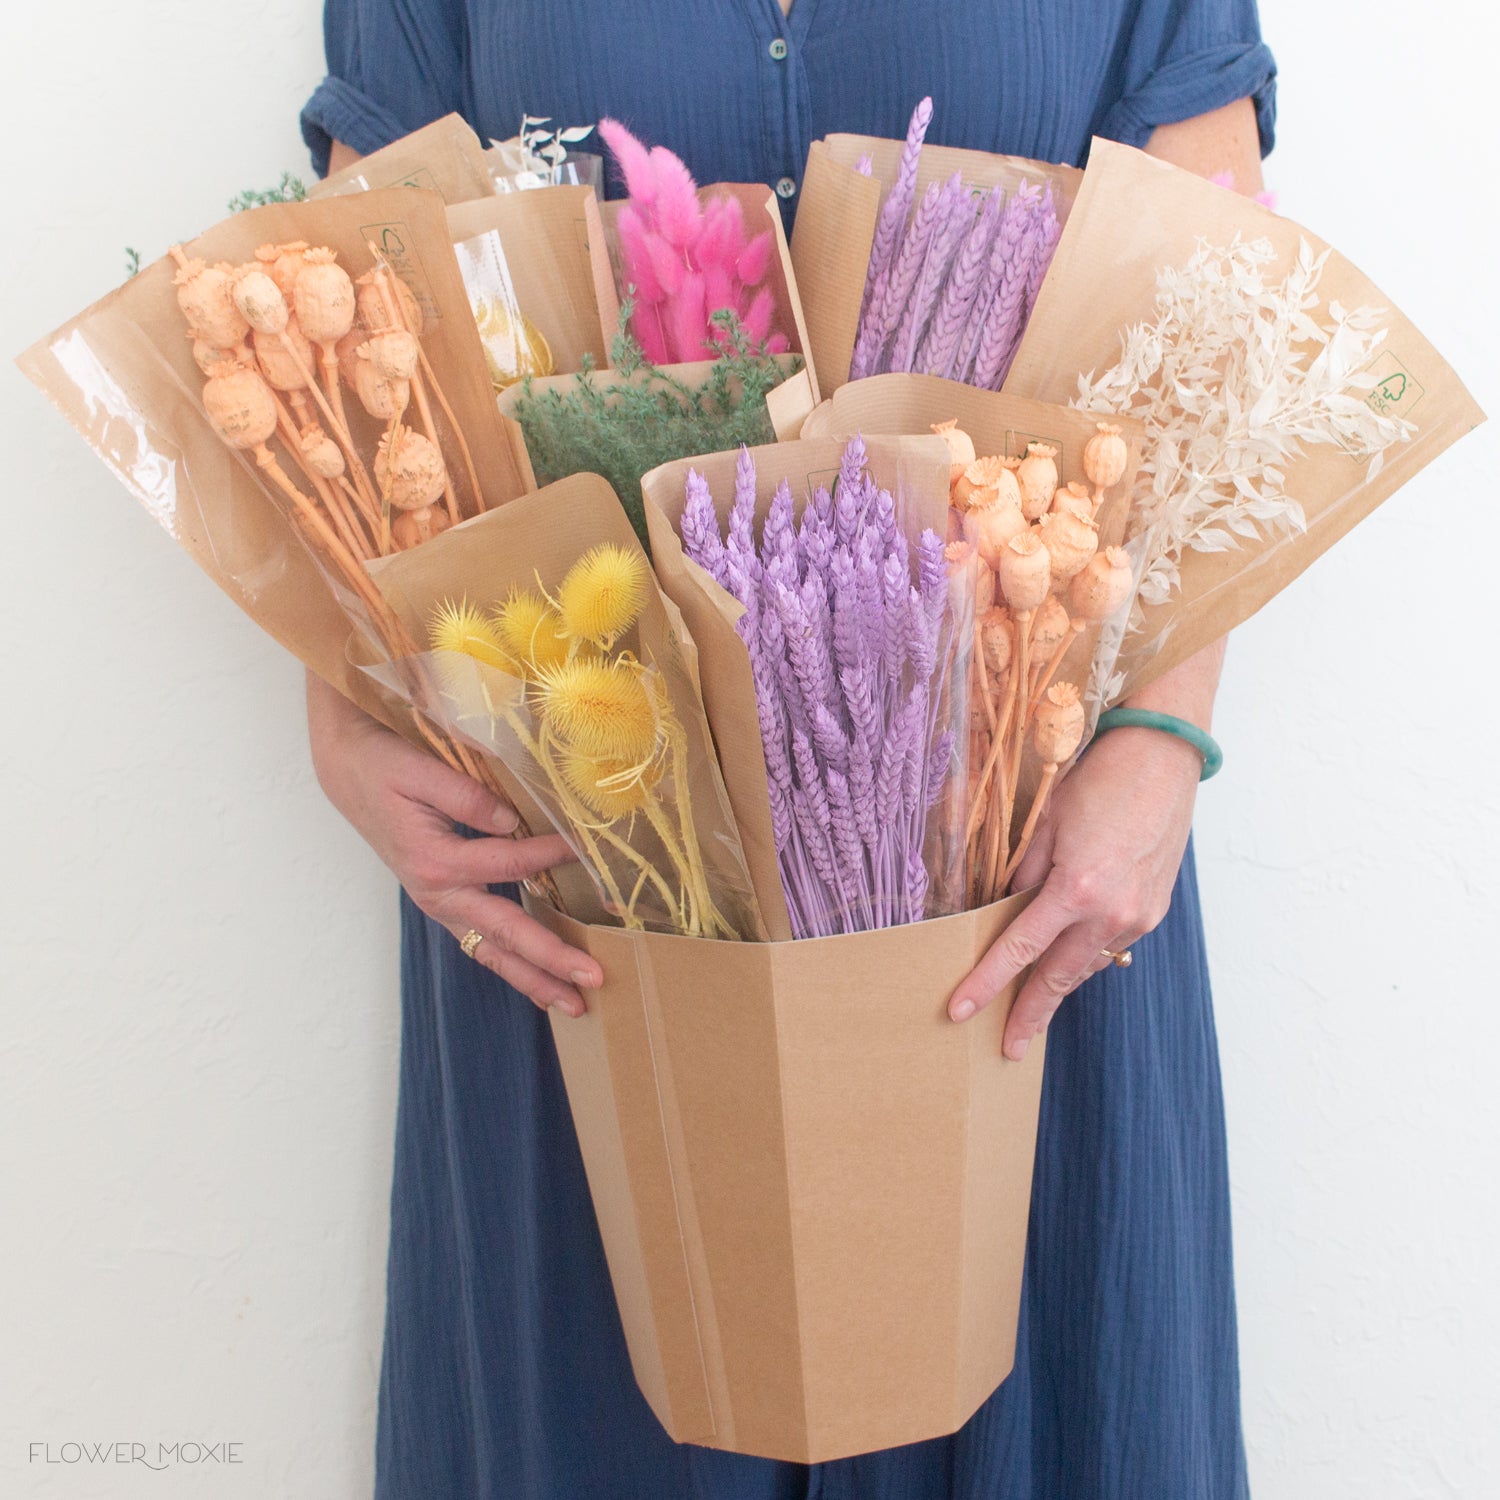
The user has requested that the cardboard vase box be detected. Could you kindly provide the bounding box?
[527,889,1044,1464]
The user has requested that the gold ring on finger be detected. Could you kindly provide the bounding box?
[460,929,485,960]
[1101,947,1133,969]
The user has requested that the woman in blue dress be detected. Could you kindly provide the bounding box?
[302,5,1276,1495]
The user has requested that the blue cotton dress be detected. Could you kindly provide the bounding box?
[303,6,1277,1496]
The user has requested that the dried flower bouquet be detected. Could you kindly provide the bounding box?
[848,98,1062,389]
[679,437,969,936]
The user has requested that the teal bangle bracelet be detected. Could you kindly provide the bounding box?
[1092,708,1223,781]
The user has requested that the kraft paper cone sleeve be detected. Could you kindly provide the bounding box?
[310,112,495,204]
[16,186,529,745]
[638,433,953,941]
[525,885,1045,1462]
[1004,138,1486,699]
[447,185,616,377]
[362,473,766,938]
[791,133,1082,399]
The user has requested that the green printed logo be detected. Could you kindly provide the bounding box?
[1365,351,1424,419]
[358,220,439,324]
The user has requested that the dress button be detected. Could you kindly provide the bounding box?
[769,38,789,60]
[775,176,797,199]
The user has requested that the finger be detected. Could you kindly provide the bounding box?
[1002,920,1117,1061]
[453,891,604,995]
[403,754,520,835]
[1010,807,1058,894]
[469,938,587,1018]
[448,831,577,887]
[947,881,1077,1023]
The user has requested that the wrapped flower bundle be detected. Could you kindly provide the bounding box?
[848,98,1061,388]
[597,118,790,362]
[678,437,968,936]
[425,544,748,937]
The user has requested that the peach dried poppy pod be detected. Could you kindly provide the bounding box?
[998,531,1051,612]
[191,336,249,377]
[353,361,410,422]
[1032,682,1085,765]
[336,328,369,388]
[252,318,314,391]
[931,419,976,485]
[974,563,996,615]
[202,363,278,450]
[1082,422,1128,492]
[293,248,357,345]
[1029,594,1071,666]
[299,424,346,479]
[1039,507,1099,582]
[1068,545,1133,621]
[1016,443,1058,521]
[362,329,420,382]
[963,493,1028,570]
[357,268,423,337]
[1052,481,1095,521]
[955,454,1019,511]
[230,267,291,336]
[256,241,310,297]
[979,606,1013,676]
[393,504,453,550]
[171,252,250,349]
[379,429,448,510]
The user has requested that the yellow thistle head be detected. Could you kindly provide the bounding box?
[534,658,657,761]
[559,748,662,823]
[556,544,648,649]
[429,599,510,670]
[490,588,571,676]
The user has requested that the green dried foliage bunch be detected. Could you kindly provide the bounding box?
[511,306,798,546]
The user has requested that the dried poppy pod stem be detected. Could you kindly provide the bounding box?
[362,253,466,525]
[230,262,386,530]
[266,397,369,559]
[293,247,358,425]
[997,531,1051,841]
[1082,421,1128,508]
[1002,683,1086,890]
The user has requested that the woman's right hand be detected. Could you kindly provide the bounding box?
[307,671,601,1016]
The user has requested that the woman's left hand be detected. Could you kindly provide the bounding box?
[946,724,1204,1058]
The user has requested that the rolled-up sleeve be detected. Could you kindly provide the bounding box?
[1099,0,1278,157]
[300,0,469,176]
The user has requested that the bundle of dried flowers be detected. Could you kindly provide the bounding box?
[1074,235,1415,703]
[430,545,741,938]
[510,309,794,547]
[679,438,968,937]
[944,422,1132,904]
[597,119,789,364]
[848,98,1062,389]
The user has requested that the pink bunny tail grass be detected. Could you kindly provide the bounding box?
[629,300,674,364]
[742,286,777,347]
[702,264,738,326]
[764,331,790,355]
[649,145,704,253]
[736,228,774,287]
[667,269,708,361]
[694,200,739,278]
[597,118,658,205]
[646,229,686,298]
[615,204,665,305]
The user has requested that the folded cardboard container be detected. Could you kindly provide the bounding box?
[528,888,1044,1463]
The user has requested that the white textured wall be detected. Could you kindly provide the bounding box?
[3,3,1495,1497]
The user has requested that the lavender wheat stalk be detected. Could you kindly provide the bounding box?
[680,439,966,937]
[916,185,1003,378]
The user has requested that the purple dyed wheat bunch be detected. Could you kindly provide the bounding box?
[679,438,962,937]
[846,98,1065,391]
